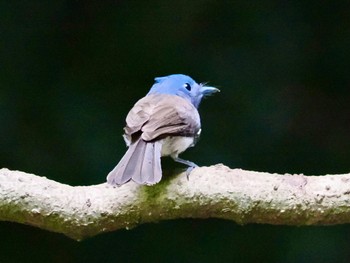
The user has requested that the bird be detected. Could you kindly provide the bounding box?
[107,74,219,186]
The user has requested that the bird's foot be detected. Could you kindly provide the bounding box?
[185,165,197,180]
[173,157,198,180]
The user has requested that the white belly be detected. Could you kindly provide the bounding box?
[161,136,195,157]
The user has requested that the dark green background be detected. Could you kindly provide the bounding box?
[2,1,350,262]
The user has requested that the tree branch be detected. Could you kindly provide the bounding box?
[1,165,350,240]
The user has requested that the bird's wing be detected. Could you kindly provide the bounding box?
[124,94,201,142]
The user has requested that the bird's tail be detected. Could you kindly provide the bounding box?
[107,138,162,186]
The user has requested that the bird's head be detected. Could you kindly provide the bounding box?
[147,74,219,108]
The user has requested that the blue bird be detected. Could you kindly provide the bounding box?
[107,74,219,186]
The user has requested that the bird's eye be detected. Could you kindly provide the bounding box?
[183,83,191,91]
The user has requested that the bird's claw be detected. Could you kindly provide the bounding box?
[185,165,197,180]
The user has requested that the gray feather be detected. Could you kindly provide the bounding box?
[106,138,145,185]
[131,140,151,184]
[106,138,163,186]
[124,94,201,141]
[141,140,162,185]
[152,140,162,184]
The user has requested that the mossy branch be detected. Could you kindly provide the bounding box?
[1,165,350,240]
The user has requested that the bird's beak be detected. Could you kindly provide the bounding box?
[200,85,220,96]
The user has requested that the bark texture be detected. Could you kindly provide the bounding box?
[1,165,350,240]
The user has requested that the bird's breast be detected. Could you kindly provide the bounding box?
[160,136,195,157]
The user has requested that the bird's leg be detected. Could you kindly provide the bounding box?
[172,157,198,180]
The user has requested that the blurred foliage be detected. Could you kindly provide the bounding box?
[1,1,350,262]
